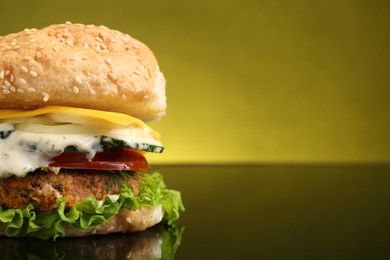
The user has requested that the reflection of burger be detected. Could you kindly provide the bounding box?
[0,224,184,259]
[0,23,184,239]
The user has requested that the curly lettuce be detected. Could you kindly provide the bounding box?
[0,172,184,240]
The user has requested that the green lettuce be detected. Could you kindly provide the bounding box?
[0,172,184,240]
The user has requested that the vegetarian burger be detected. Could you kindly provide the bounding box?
[0,22,184,239]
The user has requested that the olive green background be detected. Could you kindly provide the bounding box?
[1,0,389,164]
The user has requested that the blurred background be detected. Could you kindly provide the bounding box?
[0,0,389,164]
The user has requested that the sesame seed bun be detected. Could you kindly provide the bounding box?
[0,22,166,122]
[64,205,164,237]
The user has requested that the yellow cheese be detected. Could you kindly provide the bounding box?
[0,106,142,125]
[0,106,161,140]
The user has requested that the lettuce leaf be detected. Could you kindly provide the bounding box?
[0,172,184,240]
[161,225,185,260]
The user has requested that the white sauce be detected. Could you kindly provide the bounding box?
[41,183,63,198]
[97,194,120,208]
[0,119,162,178]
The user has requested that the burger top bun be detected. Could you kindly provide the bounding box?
[0,22,166,122]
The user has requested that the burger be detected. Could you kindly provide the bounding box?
[0,22,184,239]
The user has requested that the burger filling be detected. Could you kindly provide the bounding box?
[0,106,184,239]
[0,106,163,178]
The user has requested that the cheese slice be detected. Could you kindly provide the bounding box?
[0,106,143,126]
[0,106,160,140]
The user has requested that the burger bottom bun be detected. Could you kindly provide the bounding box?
[65,205,164,237]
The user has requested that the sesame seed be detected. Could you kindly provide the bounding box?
[133,44,140,49]
[27,87,36,92]
[56,33,63,38]
[83,43,89,48]
[102,91,109,96]
[126,217,132,224]
[134,70,141,75]
[4,80,10,87]
[28,59,36,66]
[96,37,103,43]
[36,51,42,58]
[17,88,24,93]
[107,226,114,232]
[38,45,45,50]
[11,45,20,50]
[18,78,26,85]
[75,76,82,84]
[108,72,117,81]
[24,56,33,61]
[59,38,65,43]
[65,21,72,25]
[2,89,10,94]
[0,71,3,79]
[21,66,28,73]
[1,86,7,90]
[63,32,70,38]
[101,49,109,54]
[133,82,142,92]
[53,47,59,52]
[24,29,32,35]
[121,94,127,100]
[110,38,118,43]
[29,71,38,77]
[86,24,94,28]
[73,86,79,94]
[42,92,50,102]
[30,38,38,43]
[66,40,73,46]
[10,86,16,92]
[10,74,14,82]
[105,58,112,64]
[59,24,66,28]
[10,41,16,46]
[5,70,10,76]
[89,89,96,95]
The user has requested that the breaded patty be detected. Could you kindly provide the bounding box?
[0,169,141,212]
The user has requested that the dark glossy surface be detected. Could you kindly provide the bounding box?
[2,165,390,259]
[0,224,183,259]
[160,165,390,259]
